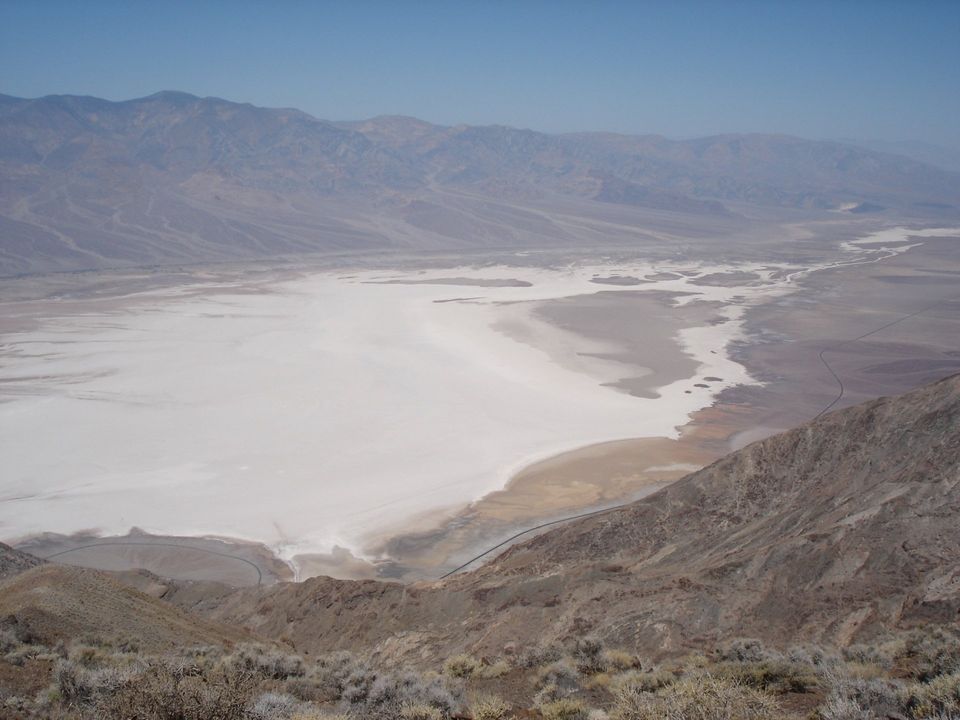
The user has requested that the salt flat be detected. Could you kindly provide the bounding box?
[0,227,948,574]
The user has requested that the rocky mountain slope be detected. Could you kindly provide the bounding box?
[174,373,960,663]
[0,563,254,652]
[0,544,42,582]
[2,91,960,275]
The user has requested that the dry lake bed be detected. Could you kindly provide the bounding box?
[2,225,958,582]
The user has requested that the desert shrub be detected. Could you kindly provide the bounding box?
[665,653,710,674]
[69,643,111,668]
[227,644,305,680]
[0,627,21,654]
[716,638,778,664]
[610,669,676,695]
[603,650,640,673]
[787,645,839,668]
[284,676,329,704]
[470,693,510,720]
[4,642,47,666]
[612,675,779,720]
[840,661,887,681]
[843,627,960,682]
[539,698,589,720]
[818,673,905,720]
[842,641,900,669]
[817,695,874,720]
[341,668,462,719]
[573,637,606,674]
[179,645,227,668]
[247,691,302,720]
[443,654,480,678]
[711,659,818,694]
[901,672,960,719]
[94,660,258,719]
[585,672,612,690]
[519,642,565,668]
[901,628,960,681]
[304,651,366,702]
[53,658,137,706]
[476,659,511,679]
[339,661,380,706]
[399,702,444,720]
[536,660,581,695]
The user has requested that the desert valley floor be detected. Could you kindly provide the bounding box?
[1,222,959,583]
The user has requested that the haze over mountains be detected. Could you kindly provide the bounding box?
[2,91,959,276]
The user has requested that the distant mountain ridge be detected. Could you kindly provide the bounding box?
[2,91,959,275]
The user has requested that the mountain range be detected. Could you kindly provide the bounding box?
[2,91,960,276]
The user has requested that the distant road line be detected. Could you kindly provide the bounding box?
[40,541,264,585]
[813,293,960,420]
[439,504,628,579]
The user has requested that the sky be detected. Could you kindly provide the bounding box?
[2,0,959,147]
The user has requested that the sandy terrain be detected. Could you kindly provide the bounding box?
[1,224,957,582]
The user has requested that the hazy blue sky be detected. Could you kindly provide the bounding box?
[2,0,958,146]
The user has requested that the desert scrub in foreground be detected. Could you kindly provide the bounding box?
[609,668,676,695]
[710,658,818,694]
[538,697,589,720]
[226,643,306,680]
[520,641,565,668]
[572,637,606,675]
[469,693,510,720]
[612,674,780,720]
[443,653,481,678]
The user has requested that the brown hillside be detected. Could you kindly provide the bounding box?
[0,543,43,581]
[0,564,255,652]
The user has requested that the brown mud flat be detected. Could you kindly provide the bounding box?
[15,531,293,587]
